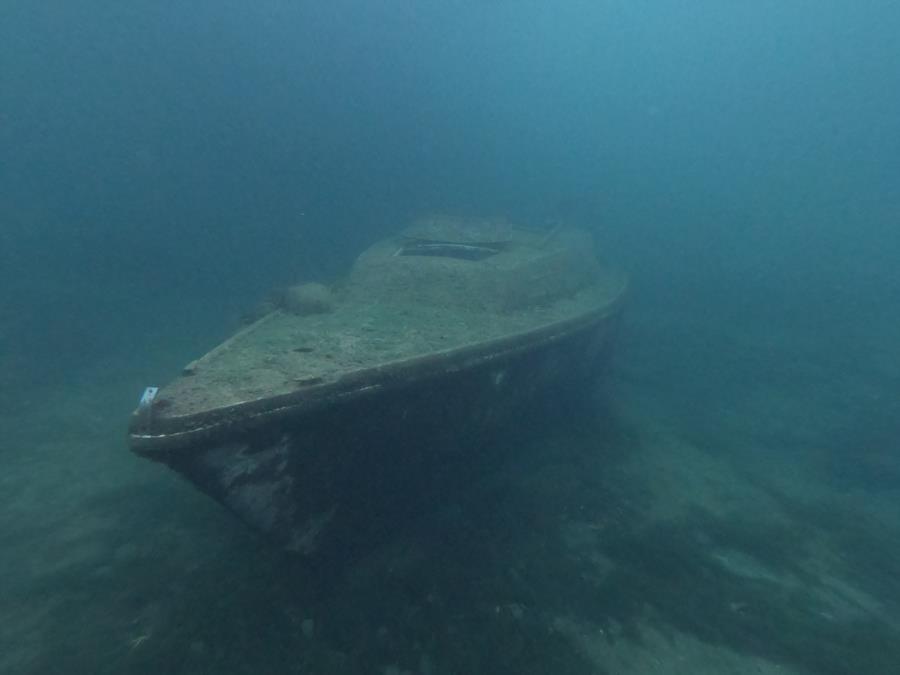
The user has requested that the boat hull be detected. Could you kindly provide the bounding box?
[152,308,622,554]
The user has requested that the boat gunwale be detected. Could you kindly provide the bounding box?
[128,277,627,456]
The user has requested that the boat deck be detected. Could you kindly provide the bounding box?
[157,272,625,418]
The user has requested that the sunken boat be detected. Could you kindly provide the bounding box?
[128,216,628,553]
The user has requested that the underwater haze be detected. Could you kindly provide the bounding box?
[2,1,900,673]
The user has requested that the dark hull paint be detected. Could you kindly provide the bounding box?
[154,310,622,554]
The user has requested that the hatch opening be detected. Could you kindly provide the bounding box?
[396,240,504,261]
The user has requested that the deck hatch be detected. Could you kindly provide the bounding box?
[396,240,503,261]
